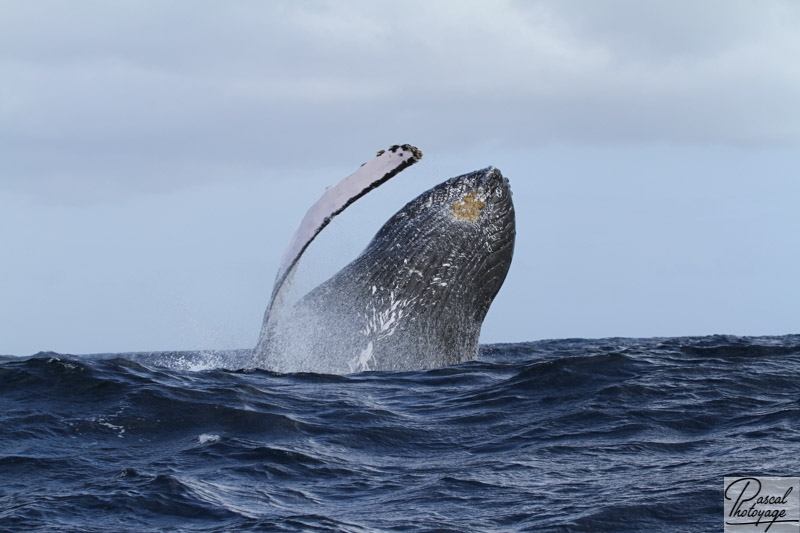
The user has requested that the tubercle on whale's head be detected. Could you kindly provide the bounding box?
[446,166,513,225]
[451,191,486,221]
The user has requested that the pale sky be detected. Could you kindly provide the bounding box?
[1,1,798,355]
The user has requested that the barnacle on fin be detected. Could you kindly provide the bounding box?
[386,144,423,161]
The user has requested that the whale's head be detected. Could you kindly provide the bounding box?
[361,166,516,324]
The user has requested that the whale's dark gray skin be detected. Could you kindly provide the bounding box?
[254,167,515,374]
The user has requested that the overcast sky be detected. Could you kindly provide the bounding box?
[1,1,798,356]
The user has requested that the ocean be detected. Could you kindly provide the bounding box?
[2,335,799,532]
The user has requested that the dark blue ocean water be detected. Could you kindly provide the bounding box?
[2,335,799,532]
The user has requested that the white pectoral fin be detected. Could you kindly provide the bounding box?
[265,144,423,320]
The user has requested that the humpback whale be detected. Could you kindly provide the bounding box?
[253,145,515,374]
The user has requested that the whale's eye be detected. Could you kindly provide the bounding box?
[451,191,485,222]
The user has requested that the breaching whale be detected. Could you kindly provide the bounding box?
[252,145,515,374]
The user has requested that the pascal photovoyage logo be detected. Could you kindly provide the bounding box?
[724,477,800,533]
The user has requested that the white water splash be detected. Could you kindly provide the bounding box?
[198,434,221,444]
[96,418,125,438]
[360,290,413,338]
[350,341,375,373]
[349,290,417,371]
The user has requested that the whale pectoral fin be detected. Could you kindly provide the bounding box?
[261,145,423,332]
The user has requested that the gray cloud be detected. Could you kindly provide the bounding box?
[1,0,799,204]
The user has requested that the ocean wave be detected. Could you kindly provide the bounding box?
[1,334,799,532]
